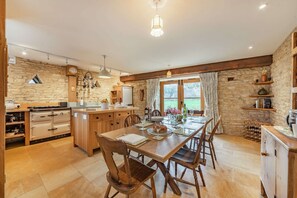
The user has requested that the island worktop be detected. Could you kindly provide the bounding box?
[72,106,139,156]
[72,106,139,114]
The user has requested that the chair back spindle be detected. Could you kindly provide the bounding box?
[124,114,141,127]
[193,118,213,164]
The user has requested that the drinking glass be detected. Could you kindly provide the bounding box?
[139,117,146,131]
[189,110,194,119]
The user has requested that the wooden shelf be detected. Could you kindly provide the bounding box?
[241,107,276,112]
[5,134,25,140]
[253,81,274,85]
[6,121,25,126]
[249,94,274,98]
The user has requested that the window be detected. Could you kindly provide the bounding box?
[160,79,204,114]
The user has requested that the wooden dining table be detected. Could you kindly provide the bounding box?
[100,117,208,195]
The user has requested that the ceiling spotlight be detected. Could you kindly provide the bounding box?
[259,3,267,10]
[248,46,253,50]
[22,50,27,56]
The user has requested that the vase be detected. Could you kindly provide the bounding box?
[261,74,267,82]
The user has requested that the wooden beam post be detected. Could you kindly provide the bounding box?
[0,0,6,196]
[120,55,273,82]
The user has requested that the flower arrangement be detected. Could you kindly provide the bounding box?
[166,107,181,115]
[100,98,108,103]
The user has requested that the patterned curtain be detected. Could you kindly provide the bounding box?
[146,79,160,110]
[199,72,223,133]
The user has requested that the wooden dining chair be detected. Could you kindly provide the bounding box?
[124,114,144,162]
[124,114,141,128]
[191,110,204,116]
[164,118,213,198]
[151,109,162,117]
[96,135,157,198]
[193,116,222,169]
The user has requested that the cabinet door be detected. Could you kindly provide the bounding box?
[89,120,113,149]
[275,142,288,198]
[114,119,124,130]
[261,130,276,198]
[30,122,52,140]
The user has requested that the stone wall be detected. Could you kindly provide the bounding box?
[271,27,297,126]
[218,67,271,135]
[124,80,147,116]
[7,58,68,103]
[7,57,121,104]
[76,70,121,103]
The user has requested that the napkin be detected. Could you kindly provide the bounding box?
[134,122,153,127]
[117,134,147,145]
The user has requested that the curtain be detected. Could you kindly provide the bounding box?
[146,79,160,110]
[199,72,223,133]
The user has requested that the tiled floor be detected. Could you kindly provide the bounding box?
[5,134,261,198]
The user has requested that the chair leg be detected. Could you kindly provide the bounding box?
[208,141,216,169]
[211,141,217,161]
[193,168,201,198]
[175,162,177,178]
[198,165,206,187]
[151,177,157,198]
[104,184,111,198]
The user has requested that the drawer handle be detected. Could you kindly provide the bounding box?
[261,152,268,156]
[111,123,114,126]
[96,117,99,119]
[118,114,121,116]
[116,122,119,124]
[109,115,111,117]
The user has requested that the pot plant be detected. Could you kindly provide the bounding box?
[100,98,109,109]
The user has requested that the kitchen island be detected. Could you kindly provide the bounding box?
[72,107,139,156]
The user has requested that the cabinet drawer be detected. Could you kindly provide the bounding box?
[115,111,131,119]
[90,113,114,121]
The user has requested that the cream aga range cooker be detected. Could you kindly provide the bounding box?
[28,106,71,141]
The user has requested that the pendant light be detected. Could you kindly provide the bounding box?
[166,65,171,78]
[151,0,164,37]
[98,55,112,79]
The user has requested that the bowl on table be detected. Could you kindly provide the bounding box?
[150,116,164,123]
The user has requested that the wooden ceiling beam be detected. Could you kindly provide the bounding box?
[120,55,273,82]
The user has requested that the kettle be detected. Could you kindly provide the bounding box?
[286,109,297,129]
[5,100,20,110]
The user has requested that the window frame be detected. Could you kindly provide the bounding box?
[160,78,204,114]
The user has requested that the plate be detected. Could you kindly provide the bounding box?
[147,128,172,136]
[151,116,164,122]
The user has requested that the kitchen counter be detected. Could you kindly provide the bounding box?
[72,106,139,114]
[6,108,30,113]
[72,106,138,156]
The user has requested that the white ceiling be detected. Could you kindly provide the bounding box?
[6,0,297,74]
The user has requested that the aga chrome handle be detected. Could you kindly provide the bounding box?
[261,152,268,156]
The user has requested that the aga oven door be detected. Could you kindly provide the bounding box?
[31,111,52,122]
[30,121,53,140]
[53,123,70,135]
[53,110,70,123]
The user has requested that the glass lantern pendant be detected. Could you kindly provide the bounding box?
[151,14,164,37]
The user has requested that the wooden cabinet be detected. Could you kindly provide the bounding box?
[73,109,134,156]
[261,126,297,198]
